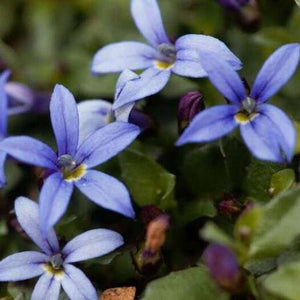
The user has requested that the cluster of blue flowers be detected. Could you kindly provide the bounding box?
[0,0,299,299]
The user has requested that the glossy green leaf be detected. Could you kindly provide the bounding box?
[269,169,295,197]
[200,222,233,246]
[249,186,300,258]
[263,261,300,300]
[242,158,284,202]
[141,266,229,300]
[119,150,177,210]
[179,195,216,224]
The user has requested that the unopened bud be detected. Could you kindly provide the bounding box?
[215,0,260,32]
[139,205,165,225]
[145,214,169,253]
[204,243,245,292]
[219,194,241,218]
[133,214,170,275]
[215,0,249,11]
[178,91,204,132]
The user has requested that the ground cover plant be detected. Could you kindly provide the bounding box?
[0,0,300,299]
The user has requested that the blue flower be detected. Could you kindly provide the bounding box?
[0,197,123,300]
[0,84,140,236]
[0,70,12,188]
[78,70,140,144]
[177,43,300,163]
[92,0,241,109]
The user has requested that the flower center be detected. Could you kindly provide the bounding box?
[234,97,258,124]
[57,154,86,182]
[155,43,177,70]
[44,253,64,276]
[241,97,256,114]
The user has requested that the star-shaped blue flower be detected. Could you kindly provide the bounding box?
[0,84,140,236]
[177,43,300,163]
[0,197,123,300]
[92,0,241,109]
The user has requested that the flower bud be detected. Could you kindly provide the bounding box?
[219,194,241,218]
[215,0,261,32]
[215,0,249,11]
[177,91,204,132]
[132,214,170,276]
[203,243,245,293]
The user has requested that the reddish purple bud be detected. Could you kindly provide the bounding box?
[178,91,204,131]
[215,0,249,11]
[140,205,165,225]
[204,243,245,292]
[129,109,154,132]
[219,194,241,217]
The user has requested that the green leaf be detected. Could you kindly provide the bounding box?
[119,150,177,210]
[263,261,300,300]
[249,186,300,258]
[234,204,264,245]
[182,138,250,196]
[295,0,300,6]
[242,158,284,202]
[269,169,295,197]
[200,222,233,246]
[179,195,216,225]
[141,266,229,300]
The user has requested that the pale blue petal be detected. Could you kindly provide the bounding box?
[113,67,171,110]
[61,264,97,300]
[258,104,296,162]
[0,151,7,188]
[197,51,246,105]
[78,100,112,145]
[0,136,58,170]
[63,229,123,263]
[39,172,74,237]
[114,104,135,123]
[250,43,300,103]
[5,82,35,115]
[172,50,207,78]
[75,122,140,168]
[0,251,47,281]
[0,70,11,137]
[50,85,79,157]
[176,105,238,145]
[32,273,61,300]
[115,69,141,99]
[131,0,170,47]
[91,42,156,74]
[75,170,135,218]
[174,34,242,78]
[240,114,285,163]
[15,197,59,255]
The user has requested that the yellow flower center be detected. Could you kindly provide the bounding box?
[155,60,174,70]
[234,112,258,124]
[43,264,64,277]
[63,164,86,182]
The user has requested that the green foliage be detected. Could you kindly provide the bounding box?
[249,186,300,259]
[141,266,229,300]
[263,261,300,300]
[119,150,177,210]
[1,0,300,299]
